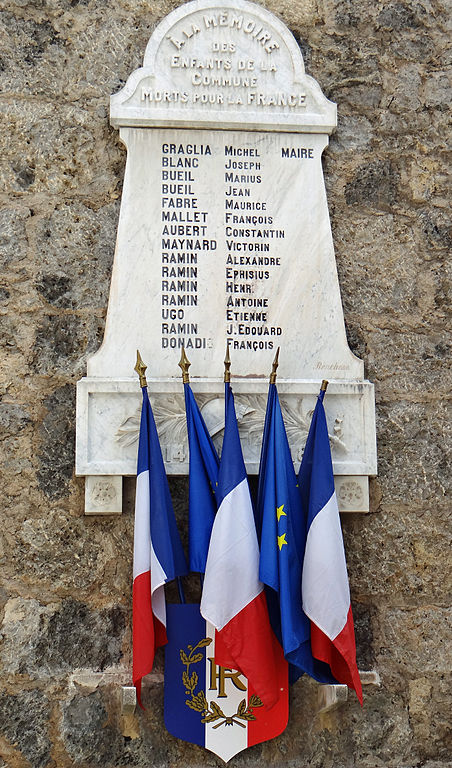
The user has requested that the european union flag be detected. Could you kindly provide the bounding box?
[257,382,337,684]
[184,383,219,573]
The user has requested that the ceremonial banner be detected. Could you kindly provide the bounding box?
[299,386,363,704]
[257,380,338,686]
[133,383,188,705]
[164,603,288,762]
[200,382,286,708]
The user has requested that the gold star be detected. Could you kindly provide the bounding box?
[276,504,286,521]
[277,533,288,551]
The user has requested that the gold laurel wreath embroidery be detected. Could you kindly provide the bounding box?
[180,639,264,728]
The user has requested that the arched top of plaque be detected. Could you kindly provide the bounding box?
[110,0,337,134]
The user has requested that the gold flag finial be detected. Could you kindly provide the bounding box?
[270,346,280,384]
[224,342,231,383]
[178,346,191,383]
[321,379,328,392]
[134,350,147,388]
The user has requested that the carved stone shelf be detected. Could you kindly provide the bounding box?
[77,377,376,515]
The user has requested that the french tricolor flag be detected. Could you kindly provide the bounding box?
[133,385,188,706]
[299,386,363,704]
[200,382,286,709]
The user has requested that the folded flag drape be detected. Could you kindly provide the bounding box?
[184,382,219,573]
[299,386,363,704]
[257,381,338,685]
[133,385,188,706]
[200,382,286,709]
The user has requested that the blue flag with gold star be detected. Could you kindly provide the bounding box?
[257,383,338,685]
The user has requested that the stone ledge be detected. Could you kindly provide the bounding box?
[317,670,381,713]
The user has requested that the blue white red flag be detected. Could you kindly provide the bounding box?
[133,385,188,706]
[257,382,338,685]
[200,382,287,709]
[298,386,363,704]
[164,603,288,762]
[184,382,219,573]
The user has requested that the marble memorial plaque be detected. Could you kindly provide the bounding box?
[76,0,377,512]
[88,127,361,381]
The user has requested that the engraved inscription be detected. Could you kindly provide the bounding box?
[167,11,281,54]
[161,143,214,350]
[138,8,308,111]
[154,131,320,354]
[223,141,283,351]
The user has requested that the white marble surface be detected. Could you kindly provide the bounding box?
[76,0,376,504]
[317,684,349,713]
[76,377,377,479]
[110,0,336,133]
[84,475,122,515]
[88,128,362,381]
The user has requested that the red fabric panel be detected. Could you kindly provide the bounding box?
[311,605,363,705]
[214,591,282,709]
[132,570,167,708]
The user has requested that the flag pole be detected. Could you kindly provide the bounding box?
[321,379,328,392]
[134,350,186,605]
[178,346,205,591]
[134,349,147,388]
[224,342,231,383]
[178,346,191,383]
[270,346,280,384]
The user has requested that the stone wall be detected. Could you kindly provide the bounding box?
[0,0,450,766]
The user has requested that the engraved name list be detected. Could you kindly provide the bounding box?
[158,132,315,354]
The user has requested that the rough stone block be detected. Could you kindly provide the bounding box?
[34,201,118,310]
[36,383,75,499]
[4,508,130,597]
[0,689,51,768]
[0,207,30,270]
[32,313,104,376]
[0,597,125,679]
[376,400,451,504]
[344,505,452,606]
[376,606,452,678]
[0,100,122,197]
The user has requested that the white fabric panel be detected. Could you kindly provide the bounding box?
[150,543,167,627]
[204,621,248,761]
[133,469,151,579]
[302,492,350,640]
[201,478,262,631]
[133,469,167,627]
